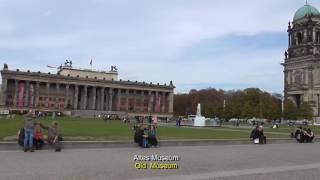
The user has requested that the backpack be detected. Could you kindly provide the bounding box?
[18,128,25,147]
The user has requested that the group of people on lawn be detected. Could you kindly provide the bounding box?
[134,123,158,148]
[250,123,315,145]
[292,127,315,143]
[19,110,62,152]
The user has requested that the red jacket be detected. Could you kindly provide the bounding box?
[34,131,44,140]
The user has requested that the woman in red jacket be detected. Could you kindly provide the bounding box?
[34,125,44,150]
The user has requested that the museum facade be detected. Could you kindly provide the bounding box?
[0,63,174,118]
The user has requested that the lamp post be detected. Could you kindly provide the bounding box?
[281,95,284,122]
[317,94,320,117]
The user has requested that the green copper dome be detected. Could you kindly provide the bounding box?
[294,4,320,21]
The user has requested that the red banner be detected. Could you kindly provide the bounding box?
[18,82,25,107]
[155,96,161,113]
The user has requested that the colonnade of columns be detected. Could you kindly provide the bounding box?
[3,79,173,113]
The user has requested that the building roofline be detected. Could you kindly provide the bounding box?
[1,69,175,90]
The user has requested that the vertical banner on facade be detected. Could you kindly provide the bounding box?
[155,96,161,113]
[18,82,25,107]
[30,84,34,107]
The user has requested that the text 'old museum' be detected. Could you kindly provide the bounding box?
[0,62,174,118]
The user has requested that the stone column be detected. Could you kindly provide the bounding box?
[168,92,174,113]
[116,89,121,111]
[148,91,153,113]
[141,91,145,112]
[155,91,159,113]
[288,32,291,47]
[55,84,60,109]
[13,80,19,107]
[125,89,129,111]
[81,85,88,110]
[34,82,40,108]
[29,83,35,108]
[161,92,166,113]
[0,78,8,106]
[100,87,105,110]
[24,81,30,107]
[92,87,96,110]
[74,85,79,109]
[133,90,137,112]
[64,84,69,109]
[304,29,307,43]
[313,27,316,43]
[108,88,113,111]
[46,82,50,108]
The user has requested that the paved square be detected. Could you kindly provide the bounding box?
[1,143,320,180]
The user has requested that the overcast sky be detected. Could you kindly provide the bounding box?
[0,0,319,94]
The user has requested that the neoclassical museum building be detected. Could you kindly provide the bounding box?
[283,2,320,119]
[0,62,174,118]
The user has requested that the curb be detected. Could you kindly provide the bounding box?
[0,138,315,151]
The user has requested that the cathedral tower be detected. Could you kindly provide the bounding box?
[283,2,320,118]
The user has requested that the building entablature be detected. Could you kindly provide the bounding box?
[1,69,174,93]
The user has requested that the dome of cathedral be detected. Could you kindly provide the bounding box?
[293,4,320,21]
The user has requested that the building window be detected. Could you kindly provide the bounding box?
[297,32,303,44]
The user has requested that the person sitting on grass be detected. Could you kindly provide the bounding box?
[304,128,315,143]
[40,121,62,152]
[250,125,266,144]
[17,128,25,147]
[148,125,158,147]
[292,127,304,143]
[133,123,144,146]
[33,124,45,150]
[141,125,151,148]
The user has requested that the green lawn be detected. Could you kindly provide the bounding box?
[0,116,308,141]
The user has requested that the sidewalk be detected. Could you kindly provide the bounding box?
[0,138,312,151]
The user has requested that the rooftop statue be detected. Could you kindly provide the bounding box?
[64,60,72,67]
[3,63,8,70]
[111,65,118,72]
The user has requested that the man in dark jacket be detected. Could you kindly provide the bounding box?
[250,125,266,144]
[294,127,304,143]
[134,124,145,147]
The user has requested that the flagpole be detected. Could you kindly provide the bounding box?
[90,57,93,71]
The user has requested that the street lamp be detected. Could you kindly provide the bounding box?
[317,94,320,117]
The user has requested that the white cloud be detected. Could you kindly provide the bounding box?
[0,0,315,93]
